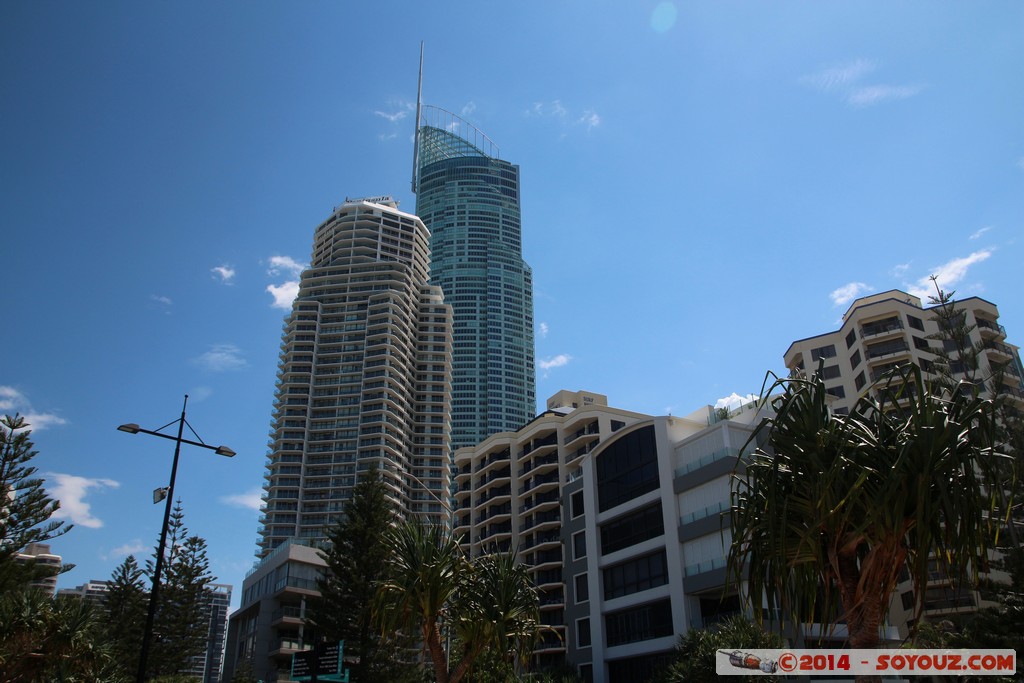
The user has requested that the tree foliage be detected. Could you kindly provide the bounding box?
[0,414,70,592]
[652,615,785,683]
[729,365,1008,665]
[102,554,149,679]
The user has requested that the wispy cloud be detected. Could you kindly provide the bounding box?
[526,100,600,134]
[104,539,148,561]
[374,101,416,143]
[211,264,236,284]
[375,109,408,123]
[905,249,993,299]
[266,255,305,310]
[461,101,476,117]
[0,387,67,431]
[801,59,923,107]
[890,263,911,278]
[539,354,572,375]
[714,392,759,412]
[830,282,872,307]
[538,322,549,339]
[220,488,264,512]
[578,110,601,131]
[378,132,397,141]
[150,294,172,306]
[969,226,992,241]
[46,473,120,529]
[193,344,247,372]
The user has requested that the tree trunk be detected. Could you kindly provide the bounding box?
[424,623,449,683]
[836,547,885,683]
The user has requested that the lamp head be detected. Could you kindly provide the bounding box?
[215,446,237,457]
[117,423,141,434]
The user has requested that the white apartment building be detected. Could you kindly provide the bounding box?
[454,390,775,683]
[224,196,453,683]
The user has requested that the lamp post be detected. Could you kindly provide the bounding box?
[117,394,235,683]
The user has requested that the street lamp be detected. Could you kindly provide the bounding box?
[117,394,235,683]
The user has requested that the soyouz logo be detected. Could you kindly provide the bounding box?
[715,649,1017,676]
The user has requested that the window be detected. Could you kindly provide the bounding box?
[574,573,589,603]
[573,531,587,560]
[576,617,592,648]
[603,549,668,600]
[811,344,837,361]
[908,315,924,331]
[850,349,862,369]
[570,491,584,518]
[600,502,663,555]
[821,365,841,380]
[854,372,866,391]
[596,426,659,512]
[913,336,931,351]
[845,329,857,348]
[605,599,673,646]
[826,385,846,399]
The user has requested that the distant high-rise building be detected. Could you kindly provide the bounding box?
[15,542,61,596]
[414,103,536,450]
[224,196,453,683]
[56,578,110,604]
[186,583,232,683]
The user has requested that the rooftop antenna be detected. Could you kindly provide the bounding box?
[411,41,424,194]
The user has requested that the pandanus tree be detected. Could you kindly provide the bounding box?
[373,520,543,683]
[729,365,1012,680]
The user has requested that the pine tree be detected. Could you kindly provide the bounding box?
[103,554,149,679]
[0,414,71,592]
[146,500,215,679]
[309,467,414,683]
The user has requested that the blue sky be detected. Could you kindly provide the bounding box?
[2,2,1021,608]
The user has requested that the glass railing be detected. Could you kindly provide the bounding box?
[680,500,730,526]
[683,556,727,577]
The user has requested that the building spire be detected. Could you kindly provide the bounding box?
[411,41,424,194]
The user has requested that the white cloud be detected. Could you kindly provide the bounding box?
[0,387,67,431]
[150,294,172,306]
[378,132,398,141]
[220,488,264,512]
[830,282,872,307]
[194,344,247,372]
[267,281,300,310]
[211,264,236,284]
[801,59,922,107]
[46,473,120,529]
[538,322,549,338]
[461,101,477,117]
[969,226,992,240]
[890,262,911,278]
[374,109,408,123]
[905,249,993,299]
[266,255,305,277]
[714,392,759,412]
[106,539,148,561]
[539,354,572,371]
[578,110,601,131]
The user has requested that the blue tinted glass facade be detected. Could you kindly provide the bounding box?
[415,112,536,450]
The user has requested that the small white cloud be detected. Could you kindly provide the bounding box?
[539,354,572,371]
[830,282,872,307]
[151,295,172,306]
[551,100,567,117]
[846,84,923,107]
[0,387,67,431]
[461,101,476,117]
[46,473,120,529]
[538,322,549,338]
[969,226,992,240]
[714,392,759,412]
[578,110,601,131]
[220,488,264,512]
[801,59,877,92]
[890,263,911,278]
[266,255,305,277]
[375,109,408,123]
[378,132,398,141]
[105,539,148,561]
[801,59,922,107]
[905,249,994,299]
[211,265,236,284]
[194,344,247,372]
[267,281,300,310]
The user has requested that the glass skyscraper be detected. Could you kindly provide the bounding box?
[414,105,536,450]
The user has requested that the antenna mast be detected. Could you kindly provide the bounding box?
[411,41,424,194]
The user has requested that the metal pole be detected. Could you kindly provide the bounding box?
[136,395,188,683]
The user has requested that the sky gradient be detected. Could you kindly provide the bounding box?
[2,2,1022,608]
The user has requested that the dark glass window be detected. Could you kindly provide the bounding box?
[596,426,659,512]
[570,490,584,518]
[600,502,663,555]
[913,336,932,351]
[605,599,674,646]
[575,573,589,603]
[854,372,866,391]
[607,654,674,683]
[850,349,862,369]
[845,329,857,348]
[577,617,591,648]
[603,550,668,600]
[908,315,924,331]
[811,344,837,361]
[826,385,846,399]
[573,532,587,560]
[821,365,841,380]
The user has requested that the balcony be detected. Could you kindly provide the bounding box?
[520,490,560,514]
[865,339,911,362]
[520,509,561,533]
[860,317,904,340]
[521,453,558,476]
[984,340,1015,359]
[975,318,1007,338]
[519,433,558,459]
[563,421,599,446]
[519,472,560,496]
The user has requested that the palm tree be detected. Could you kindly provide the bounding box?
[374,520,544,683]
[729,365,1009,674]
